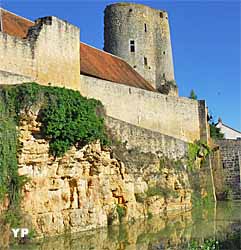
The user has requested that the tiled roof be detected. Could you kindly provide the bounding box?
[80,43,155,91]
[0,8,156,92]
[0,8,34,38]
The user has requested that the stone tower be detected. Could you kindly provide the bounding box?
[104,3,177,95]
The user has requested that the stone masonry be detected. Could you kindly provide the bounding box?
[216,139,241,200]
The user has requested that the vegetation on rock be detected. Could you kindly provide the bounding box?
[0,82,107,225]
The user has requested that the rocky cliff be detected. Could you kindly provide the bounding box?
[0,83,216,248]
[15,109,192,238]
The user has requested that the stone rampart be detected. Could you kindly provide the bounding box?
[80,75,206,143]
[105,116,188,159]
[0,16,80,89]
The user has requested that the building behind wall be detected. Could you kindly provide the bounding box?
[104,3,177,96]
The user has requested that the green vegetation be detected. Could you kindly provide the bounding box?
[189,89,198,100]
[188,232,241,250]
[0,82,107,226]
[210,123,224,139]
[0,90,29,215]
[188,239,219,250]
[187,140,211,170]
[1,82,108,157]
[147,211,153,219]
[116,204,126,222]
[208,113,224,139]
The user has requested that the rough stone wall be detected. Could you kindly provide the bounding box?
[14,109,191,239]
[104,3,175,91]
[211,147,227,200]
[0,17,80,89]
[0,32,35,79]
[80,75,201,143]
[105,116,188,160]
[216,139,241,200]
[0,70,33,85]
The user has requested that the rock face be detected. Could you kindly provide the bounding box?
[15,110,192,238]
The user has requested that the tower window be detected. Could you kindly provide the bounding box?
[163,51,166,55]
[129,9,133,12]
[144,57,148,66]
[160,12,163,18]
[130,40,135,52]
[144,23,147,32]
[163,73,165,78]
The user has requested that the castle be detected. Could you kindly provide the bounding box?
[0,3,240,199]
[0,3,209,145]
[1,3,241,243]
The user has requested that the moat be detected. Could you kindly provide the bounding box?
[12,202,241,250]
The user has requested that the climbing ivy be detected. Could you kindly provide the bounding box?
[0,82,108,215]
[187,140,211,170]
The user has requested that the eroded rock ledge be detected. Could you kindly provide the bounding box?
[16,110,192,238]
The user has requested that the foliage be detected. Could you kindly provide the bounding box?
[147,211,153,219]
[209,123,224,139]
[116,204,126,222]
[0,93,29,212]
[1,82,108,157]
[188,239,219,250]
[189,89,197,100]
[2,209,22,228]
[0,82,107,227]
[187,142,200,170]
[187,140,211,171]
[39,86,108,156]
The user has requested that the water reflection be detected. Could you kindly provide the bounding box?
[11,202,241,250]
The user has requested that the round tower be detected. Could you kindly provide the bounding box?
[104,3,177,95]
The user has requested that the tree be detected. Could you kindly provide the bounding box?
[208,114,224,139]
[189,89,197,100]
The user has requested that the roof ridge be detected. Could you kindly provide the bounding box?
[80,41,130,64]
[0,7,34,24]
[221,123,241,134]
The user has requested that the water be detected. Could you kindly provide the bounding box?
[12,202,241,250]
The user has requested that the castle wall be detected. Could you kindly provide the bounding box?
[0,70,33,85]
[0,32,35,79]
[105,116,188,159]
[80,75,202,143]
[0,17,80,89]
[216,139,241,200]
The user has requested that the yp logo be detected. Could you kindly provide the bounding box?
[12,228,29,238]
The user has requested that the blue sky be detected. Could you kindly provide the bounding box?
[1,0,240,130]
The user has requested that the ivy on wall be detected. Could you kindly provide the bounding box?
[0,82,107,215]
